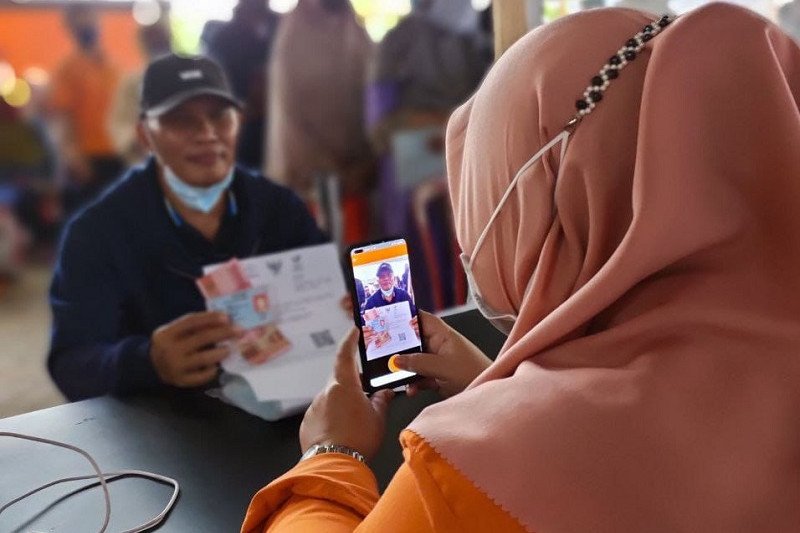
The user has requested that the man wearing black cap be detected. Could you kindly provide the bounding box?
[48,54,326,401]
[364,262,417,315]
[362,262,419,347]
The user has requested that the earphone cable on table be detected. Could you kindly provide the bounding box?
[0,432,180,533]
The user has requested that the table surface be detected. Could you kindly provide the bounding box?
[0,309,505,532]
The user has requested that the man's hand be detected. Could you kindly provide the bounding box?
[362,325,376,347]
[410,315,419,340]
[299,328,394,461]
[150,311,238,388]
[394,311,492,398]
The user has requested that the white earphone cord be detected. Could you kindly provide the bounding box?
[0,432,179,533]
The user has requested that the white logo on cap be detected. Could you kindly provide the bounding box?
[179,69,203,81]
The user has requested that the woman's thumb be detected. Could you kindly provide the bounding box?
[392,352,445,378]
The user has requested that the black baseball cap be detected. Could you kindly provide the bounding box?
[376,263,393,276]
[140,54,242,118]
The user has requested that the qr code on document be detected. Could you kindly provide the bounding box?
[310,330,335,348]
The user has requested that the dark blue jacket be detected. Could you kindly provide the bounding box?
[48,159,326,401]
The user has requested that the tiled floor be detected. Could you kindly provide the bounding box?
[0,265,64,418]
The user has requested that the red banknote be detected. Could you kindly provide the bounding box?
[239,323,292,365]
[196,259,251,298]
[198,259,292,366]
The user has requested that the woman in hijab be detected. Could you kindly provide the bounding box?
[267,0,375,243]
[243,4,800,531]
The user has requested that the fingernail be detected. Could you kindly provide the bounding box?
[393,355,407,369]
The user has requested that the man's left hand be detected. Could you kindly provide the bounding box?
[299,328,394,461]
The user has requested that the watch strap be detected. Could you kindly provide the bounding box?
[300,443,366,463]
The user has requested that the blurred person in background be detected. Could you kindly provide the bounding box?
[353,277,366,312]
[267,0,375,244]
[0,64,59,259]
[366,0,492,236]
[779,0,800,42]
[46,4,123,215]
[0,194,29,294]
[108,20,172,166]
[48,55,326,401]
[0,99,34,287]
[206,0,280,171]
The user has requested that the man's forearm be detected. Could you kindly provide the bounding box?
[48,335,160,401]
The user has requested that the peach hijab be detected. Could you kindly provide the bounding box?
[409,3,800,532]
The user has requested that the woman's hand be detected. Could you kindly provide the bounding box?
[340,295,353,316]
[299,328,394,461]
[393,311,492,398]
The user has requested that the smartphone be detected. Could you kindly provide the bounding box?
[347,237,423,393]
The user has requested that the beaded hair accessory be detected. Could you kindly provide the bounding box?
[566,14,675,130]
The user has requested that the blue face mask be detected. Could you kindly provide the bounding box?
[163,166,234,214]
[380,287,394,298]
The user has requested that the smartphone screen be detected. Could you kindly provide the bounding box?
[349,238,422,392]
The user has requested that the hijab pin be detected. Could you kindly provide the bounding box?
[568,14,674,129]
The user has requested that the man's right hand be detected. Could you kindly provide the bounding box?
[150,311,238,388]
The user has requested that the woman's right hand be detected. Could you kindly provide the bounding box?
[392,310,492,398]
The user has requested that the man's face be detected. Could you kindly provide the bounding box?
[139,96,240,187]
[378,271,394,291]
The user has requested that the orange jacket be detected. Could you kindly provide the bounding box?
[49,51,120,156]
[242,430,527,533]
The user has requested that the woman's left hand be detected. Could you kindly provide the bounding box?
[340,295,353,316]
[299,328,395,461]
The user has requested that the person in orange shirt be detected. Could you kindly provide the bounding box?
[47,4,123,214]
[243,5,800,532]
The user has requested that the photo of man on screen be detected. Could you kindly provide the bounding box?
[363,262,417,315]
[357,261,420,360]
